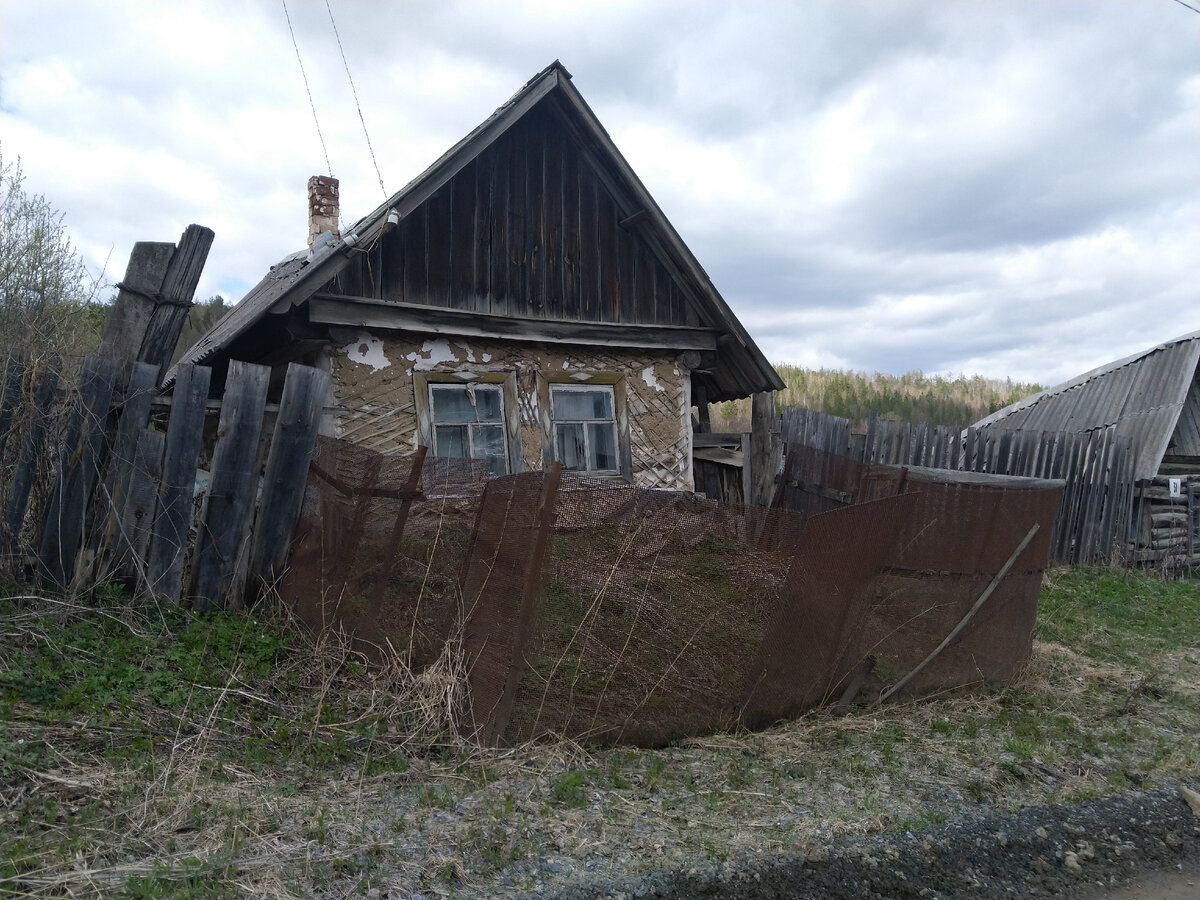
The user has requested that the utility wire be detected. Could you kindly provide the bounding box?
[1170,0,1200,14]
[326,0,388,201]
[282,0,333,178]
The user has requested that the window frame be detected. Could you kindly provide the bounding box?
[549,383,620,474]
[538,372,632,481]
[413,372,521,475]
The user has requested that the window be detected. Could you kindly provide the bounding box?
[429,383,508,475]
[551,384,618,473]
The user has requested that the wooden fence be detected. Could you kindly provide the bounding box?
[777,407,1136,566]
[0,226,330,608]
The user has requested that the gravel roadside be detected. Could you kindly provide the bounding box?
[523,786,1200,900]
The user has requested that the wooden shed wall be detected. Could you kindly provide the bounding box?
[334,104,700,330]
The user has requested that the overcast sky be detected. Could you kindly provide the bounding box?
[2,0,1197,386]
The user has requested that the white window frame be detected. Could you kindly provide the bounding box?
[427,381,510,475]
[549,382,620,474]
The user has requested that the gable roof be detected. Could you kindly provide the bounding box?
[972,329,1200,480]
[175,61,783,400]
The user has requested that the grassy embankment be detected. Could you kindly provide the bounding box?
[1,567,1196,897]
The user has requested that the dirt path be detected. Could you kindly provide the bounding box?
[1086,858,1199,900]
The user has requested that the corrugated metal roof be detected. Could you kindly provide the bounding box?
[171,61,783,399]
[972,330,1200,480]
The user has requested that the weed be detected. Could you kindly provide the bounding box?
[549,769,589,807]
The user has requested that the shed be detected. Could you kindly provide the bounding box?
[173,61,782,493]
[972,330,1200,563]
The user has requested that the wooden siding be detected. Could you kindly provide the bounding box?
[336,104,700,330]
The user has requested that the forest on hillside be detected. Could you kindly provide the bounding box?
[710,365,1041,432]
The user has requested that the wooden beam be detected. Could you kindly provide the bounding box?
[140,225,215,384]
[748,391,780,508]
[97,242,176,366]
[309,294,718,351]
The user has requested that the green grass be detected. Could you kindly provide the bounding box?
[0,565,1196,897]
[1035,567,1199,666]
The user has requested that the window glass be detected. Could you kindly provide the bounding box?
[474,425,507,475]
[434,424,468,458]
[550,384,619,474]
[552,388,612,421]
[428,382,508,473]
[555,422,587,470]
[588,422,617,471]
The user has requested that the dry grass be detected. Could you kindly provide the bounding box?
[2,566,1197,898]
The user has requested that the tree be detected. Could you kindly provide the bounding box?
[0,145,105,364]
[171,294,232,364]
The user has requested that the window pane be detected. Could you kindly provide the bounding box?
[434,424,467,457]
[473,424,508,475]
[431,386,476,422]
[588,423,617,471]
[474,386,502,421]
[555,423,586,470]
[552,387,612,421]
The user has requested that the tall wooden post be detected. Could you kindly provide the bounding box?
[748,391,780,508]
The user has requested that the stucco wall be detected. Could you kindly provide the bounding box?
[326,330,694,491]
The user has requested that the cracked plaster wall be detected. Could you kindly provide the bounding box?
[327,330,694,491]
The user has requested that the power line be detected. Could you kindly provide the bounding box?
[325,0,388,201]
[281,0,333,178]
[1170,0,1200,14]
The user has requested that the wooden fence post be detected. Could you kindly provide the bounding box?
[97,243,176,366]
[248,363,331,596]
[190,361,270,610]
[38,356,119,589]
[140,225,215,384]
[748,391,779,507]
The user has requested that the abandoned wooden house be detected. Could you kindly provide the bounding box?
[173,61,783,494]
[972,329,1200,565]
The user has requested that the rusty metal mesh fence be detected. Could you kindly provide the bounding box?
[281,436,488,668]
[278,438,1063,747]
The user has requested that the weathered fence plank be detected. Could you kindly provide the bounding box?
[145,363,211,601]
[249,363,331,594]
[98,242,176,366]
[190,361,270,610]
[115,429,166,583]
[748,391,780,507]
[140,225,215,383]
[94,362,161,570]
[38,356,119,589]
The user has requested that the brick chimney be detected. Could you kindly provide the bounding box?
[307,175,340,248]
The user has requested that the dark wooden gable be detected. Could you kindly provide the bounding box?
[332,100,702,331]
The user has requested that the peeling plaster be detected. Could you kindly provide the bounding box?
[406,339,460,372]
[342,332,391,372]
[642,366,663,391]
